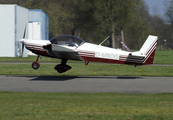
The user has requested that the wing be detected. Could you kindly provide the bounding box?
[43,44,83,61]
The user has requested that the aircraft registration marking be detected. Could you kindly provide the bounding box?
[95,52,119,60]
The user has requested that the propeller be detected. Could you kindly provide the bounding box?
[18,39,24,57]
[19,25,26,57]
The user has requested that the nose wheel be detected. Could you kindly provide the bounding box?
[32,61,40,69]
[32,55,40,70]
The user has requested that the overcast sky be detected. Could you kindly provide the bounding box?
[144,0,166,18]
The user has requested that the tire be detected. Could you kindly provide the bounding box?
[32,61,40,70]
[55,64,71,73]
[57,69,64,73]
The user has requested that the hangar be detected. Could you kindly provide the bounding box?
[0,4,49,57]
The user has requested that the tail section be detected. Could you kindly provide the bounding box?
[139,35,158,65]
[126,35,158,66]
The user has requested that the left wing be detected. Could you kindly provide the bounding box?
[43,44,83,61]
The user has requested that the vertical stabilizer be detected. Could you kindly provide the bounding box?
[140,35,158,65]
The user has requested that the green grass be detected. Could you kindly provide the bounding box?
[0,64,173,76]
[0,50,172,76]
[154,50,173,64]
[0,92,173,120]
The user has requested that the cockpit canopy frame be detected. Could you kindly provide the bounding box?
[50,35,85,47]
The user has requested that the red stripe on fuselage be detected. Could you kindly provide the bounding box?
[25,44,51,57]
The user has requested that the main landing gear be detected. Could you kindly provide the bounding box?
[54,59,72,73]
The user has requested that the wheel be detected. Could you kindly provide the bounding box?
[54,64,72,73]
[57,69,65,73]
[32,61,40,70]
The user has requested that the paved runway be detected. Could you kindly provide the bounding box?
[0,75,173,93]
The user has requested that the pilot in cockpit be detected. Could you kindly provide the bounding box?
[69,38,73,43]
[69,38,75,46]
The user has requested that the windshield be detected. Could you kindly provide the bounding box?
[50,35,85,47]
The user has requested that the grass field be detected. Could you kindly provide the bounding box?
[0,64,173,76]
[0,92,173,120]
[154,50,173,64]
[0,50,173,76]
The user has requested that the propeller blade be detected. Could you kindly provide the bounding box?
[21,42,24,57]
[20,25,26,57]
[23,25,26,38]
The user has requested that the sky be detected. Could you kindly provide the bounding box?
[144,0,166,18]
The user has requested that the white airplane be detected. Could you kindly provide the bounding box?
[19,34,158,73]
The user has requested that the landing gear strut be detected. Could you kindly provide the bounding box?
[54,59,72,73]
[32,55,40,70]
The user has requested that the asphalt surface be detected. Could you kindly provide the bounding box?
[0,75,173,93]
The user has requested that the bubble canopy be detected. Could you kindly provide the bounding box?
[50,35,85,47]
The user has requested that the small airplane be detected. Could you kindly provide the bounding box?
[19,34,158,73]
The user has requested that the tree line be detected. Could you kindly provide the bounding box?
[1,0,173,50]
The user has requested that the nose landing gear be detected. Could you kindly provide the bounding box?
[32,55,40,70]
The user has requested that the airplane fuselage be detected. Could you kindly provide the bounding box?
[20,35,157,73]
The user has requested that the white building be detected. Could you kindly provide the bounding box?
[28,9,49,55]
[0,4,49,57]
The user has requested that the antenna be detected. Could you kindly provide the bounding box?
[99,36,110,46]
[117,36,131,52]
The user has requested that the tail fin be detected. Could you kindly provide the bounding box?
[139,35,158,65]
[126,35,158,66]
